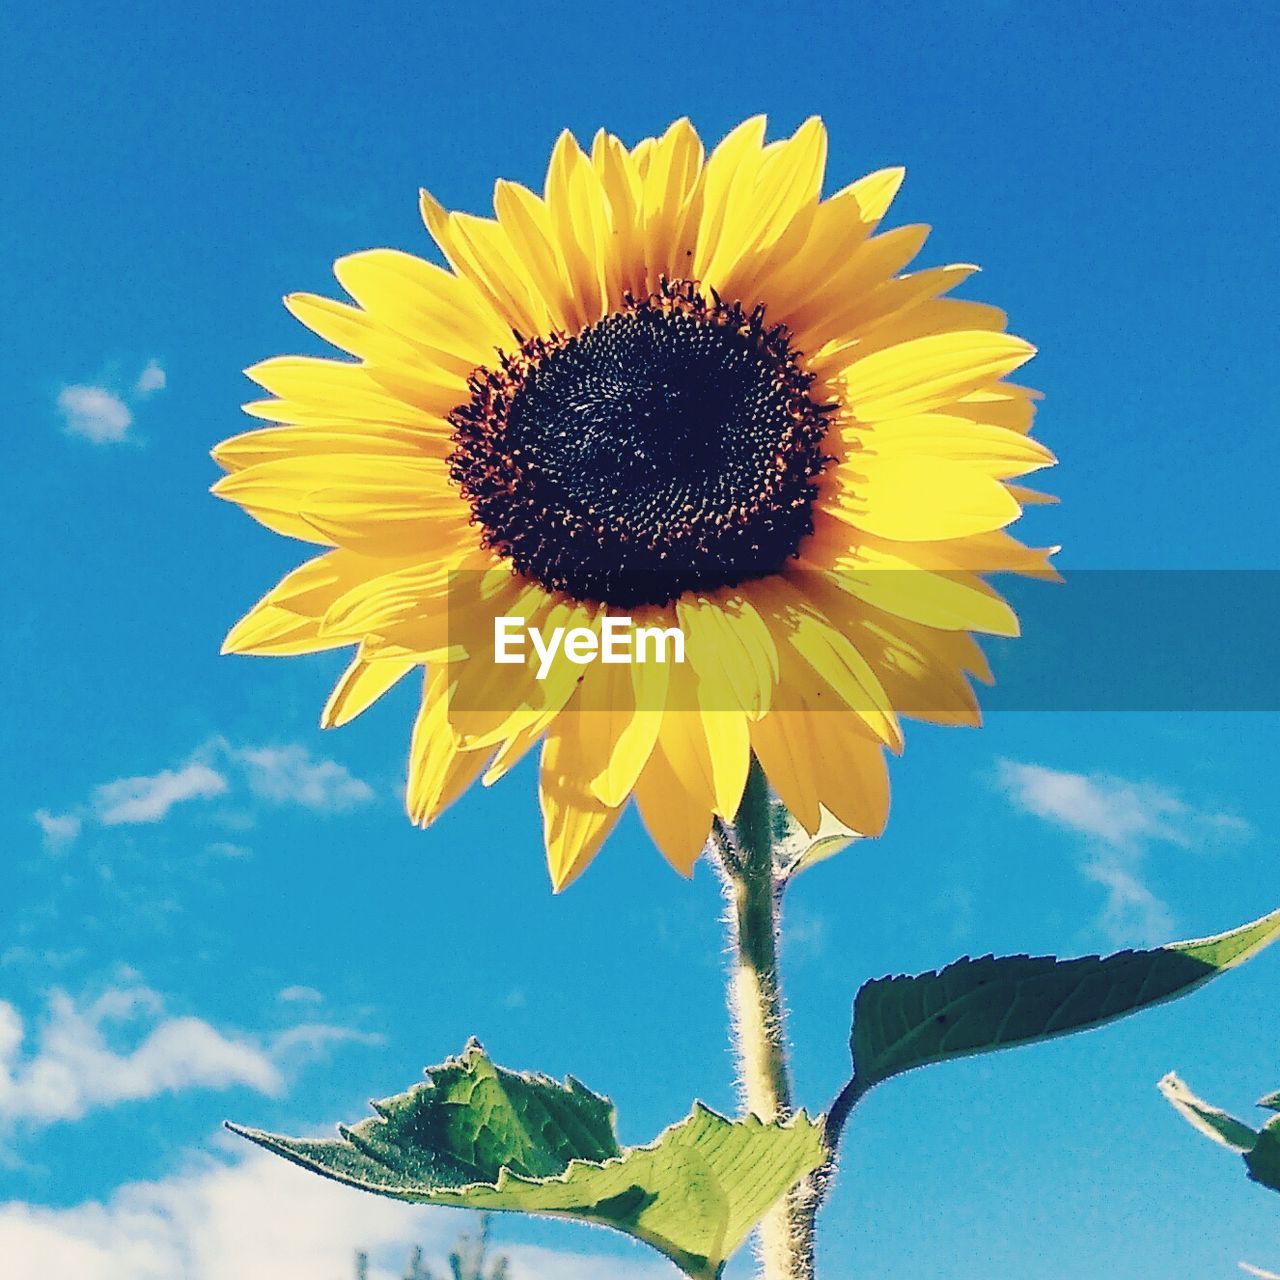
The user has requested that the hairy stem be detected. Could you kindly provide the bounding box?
[717,761,817,1280]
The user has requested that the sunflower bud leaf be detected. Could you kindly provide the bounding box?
[228,1038,825,1279]
[850,907,1280,1091]
[771,800,861,878]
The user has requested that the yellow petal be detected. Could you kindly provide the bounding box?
[419,192,549,337]
[750,617,887,831]
[1006,483,1059,506]
[244,355,459,423]
[492,180,579,332]
[706,116,827,299]
[812,298,1011,377]
[810,722,889,836]
[481,716,548,787]
[787,224,931,351]
[822,542,1020,636]
[211,454,462,556]
[221,552,369,655]
[585,655,666,809]
[692,116,768,282]
[306,491,466,558]
[824,527,1061,581]
[212,421,450,473]
[839,331,1036,421]
[448,594,598,750]
[543,130,612,327]
[826,264,980,343]
[950,383,1040,434]
[636,118,705,290]
[332,248,509,363]
[540,720,625,891]
[632,719,714,876]
[319,557,467,649]
[322,648,417,728]
[221,559,370,654]
[675,595,777,718]
[222,607,340,656]
[785,610,901,751]
[834,166,906,229]
[590,129,644,302]
[844,610,982,727]
[406,673,492,826]
[825,455,1023,540]
[749,708,821,834]
[754,166,905,321]
[283,292,474,385]
[849,413,1055,478]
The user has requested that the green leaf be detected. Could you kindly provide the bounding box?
[1158,1072,1259,1152]
[851,907,1280,1091]
[1247,1124,1280,1193]
[229,1040,824,1279]
[1159,1071,1280,1194]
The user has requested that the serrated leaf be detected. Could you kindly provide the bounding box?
[852,907,1280,1090]
[229,1040,825,1279]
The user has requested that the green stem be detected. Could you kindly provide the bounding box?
[717,760,818,1280]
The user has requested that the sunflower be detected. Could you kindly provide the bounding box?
[213,116,1056,889]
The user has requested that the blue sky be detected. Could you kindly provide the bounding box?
[3,1,1279,1275]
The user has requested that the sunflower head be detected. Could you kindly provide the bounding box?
[448,277,834,608]
[213,115,1056,890]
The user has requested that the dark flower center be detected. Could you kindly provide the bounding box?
[448,280,833,608]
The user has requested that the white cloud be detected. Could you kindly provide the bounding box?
[134,360,166,396]
[33,809,80,853]
[206,841,251,859]
[0,1146,673,1280]
[0,985,371,1133]
[38,739,374,843]
[57,386,132,444]
[785,908,828,961]
[236,744,375,813]
[1084,860,1174,947]
[269,1024,379,1058]
[276,986,323,1005]
[0,988,276,1128]
[998,760,1249,945]
[94,762,229,826]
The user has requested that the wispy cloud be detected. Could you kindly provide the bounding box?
[34,738,374,848]
[997,760,1249,945]
[32,810,80,853]
[0,1145,671,1280]
[206,840,251,860]
[94,762,229,826]
[56,386,132,444]
[134,360,166,396]
[237,743,375,813]
[277,986,323,1005]
[56,361,167,445]
[0,984,371,1133]
[785,908,828,962]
